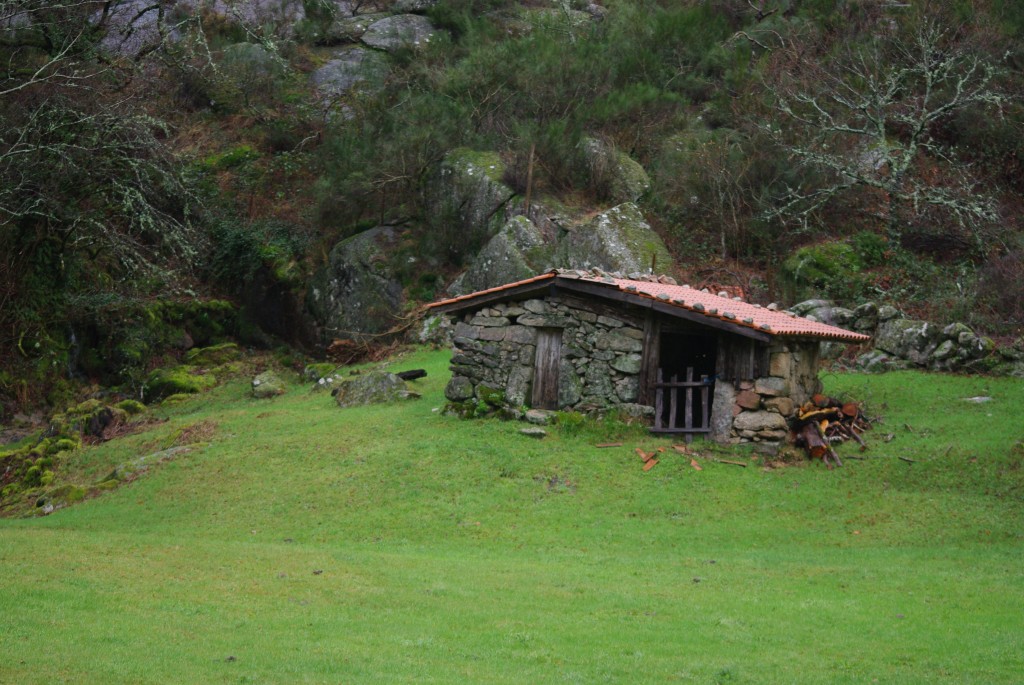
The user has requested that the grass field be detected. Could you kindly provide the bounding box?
[1,348,1022,684]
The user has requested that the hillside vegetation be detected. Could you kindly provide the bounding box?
[2,0,1023,413]
[0,347,1022,682]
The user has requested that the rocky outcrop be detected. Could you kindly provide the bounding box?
[427,148,516,256]
[555,202,674,275]
[448,216,549,295]
[321,13,388,43]
[579,137,651,204]
[306,226,405,342]
[790,298,1010,374]
[99,1,305,56]
[361,14,437,52]
[311,47,388,97]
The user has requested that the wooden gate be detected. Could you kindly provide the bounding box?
[651,367,712,441]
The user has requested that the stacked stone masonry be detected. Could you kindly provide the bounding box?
[444,295,827,445]
[725,340,821,444]
[444,297,647,413]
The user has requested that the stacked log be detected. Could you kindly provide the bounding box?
[790,394,871,467]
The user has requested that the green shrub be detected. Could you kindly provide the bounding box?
[780,241,865,301]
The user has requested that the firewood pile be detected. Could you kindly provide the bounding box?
[790,394,872,468]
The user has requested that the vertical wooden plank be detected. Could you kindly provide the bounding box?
[654,368,664,430]
[638,313,660,405]
[700,375,710,430]
[669,373,678,430]
[684,368,693,431]
[531,328,562,410]
[716,335,730,383]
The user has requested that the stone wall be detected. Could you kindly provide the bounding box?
[443,296,649,414]
[723,340,821,444]
[444,296,827,445]
[791,300,1022,375]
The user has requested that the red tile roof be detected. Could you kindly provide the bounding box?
[428,270,871,343]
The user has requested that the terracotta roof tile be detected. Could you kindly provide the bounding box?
[429,270,871,343]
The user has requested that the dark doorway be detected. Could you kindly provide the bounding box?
[653,333,717,437]
[531,328,562,410]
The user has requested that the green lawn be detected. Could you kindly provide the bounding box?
[1,348,1022,684]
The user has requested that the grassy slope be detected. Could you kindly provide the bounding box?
[0,349,1021,684]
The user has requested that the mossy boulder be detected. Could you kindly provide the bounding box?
[252,370,287,399]
[361,14,438,53]
[426,148,514,257]
[143,366,217,402]
[555,202,674,275]
[311,46,389,97]
[186,343,242,367]
[334,371,418,408]
[35,484,86,514]
[302,362,338,382]
[579,137,651,204]
[449,215,548,295]
[160,393,192,407]
[306,226,406,343]
[114,399,146,416]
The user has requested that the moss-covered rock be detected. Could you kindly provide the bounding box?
[555,202,674,275]
[114,399,147,416]
[302,362,338,382]
[143,366,217,402]
[579,137,650,204]
[334,371,417,408]
[186,342,242,367]
[160,393,192,406]
[476,384,506,407]
[306,226,406,343]
[449,215,548,295]
[252,370,286,399]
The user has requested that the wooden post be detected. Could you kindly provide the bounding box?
[700,375,709,431]
[684,367,694,443]
[669,373,678,431]
[654,368,664,430]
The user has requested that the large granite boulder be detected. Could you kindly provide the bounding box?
[579,137,651,204]
[555,202,674,274]
[320,12,388,43]
[335,371,418,407]
[307,226,405,342]
[427,148,515,258]
[361,14,437,52]
[448,215,549,295]
[311,47,388,97]
[874,319,943,365]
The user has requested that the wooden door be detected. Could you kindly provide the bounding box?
[531,328,562,409]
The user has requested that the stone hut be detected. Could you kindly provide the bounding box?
[427,270,870,443]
